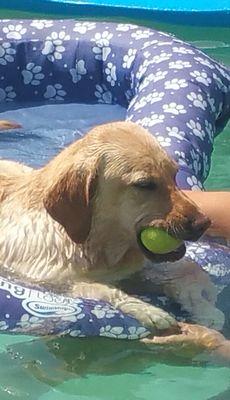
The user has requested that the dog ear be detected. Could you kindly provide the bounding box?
[43,166,97,243]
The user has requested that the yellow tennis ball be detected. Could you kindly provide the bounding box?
[140,227,182,254]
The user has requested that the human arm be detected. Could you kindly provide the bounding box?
[183,191,230,240]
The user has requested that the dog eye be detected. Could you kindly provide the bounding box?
[133,179,157,191]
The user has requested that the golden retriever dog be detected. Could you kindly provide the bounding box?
[0,120,223,336]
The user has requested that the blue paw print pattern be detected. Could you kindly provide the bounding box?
[0,239,229,337]
[0,20,230,190]
[185,240,230,286]
[0,276,150,338]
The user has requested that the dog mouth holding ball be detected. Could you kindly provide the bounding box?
[137,226,187,263]
[136,214,211,264]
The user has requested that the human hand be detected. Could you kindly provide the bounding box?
[141,322,228,359]
[0,120,22,130]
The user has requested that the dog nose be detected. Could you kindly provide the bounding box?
[191,214,211,234]
[186,214,211,241]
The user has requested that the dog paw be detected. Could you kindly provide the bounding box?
[190,304,225,331]
[140,304,178,333]
[120,299,178,334]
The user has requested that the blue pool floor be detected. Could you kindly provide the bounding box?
[0,103,126,168]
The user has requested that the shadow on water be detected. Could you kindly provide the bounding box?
[208,388,230,400]
[0,334,229,399]
[5,336,200,381]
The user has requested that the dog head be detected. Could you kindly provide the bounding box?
[43,121,210,271]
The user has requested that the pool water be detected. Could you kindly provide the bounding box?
[0,14,230,400]
[206,126,230,190]
[0,103,126,168]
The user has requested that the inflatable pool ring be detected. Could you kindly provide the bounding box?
[0,275,150,338]
[0,19,230,337]
[0,20,229,190]
[0,240,229,338]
